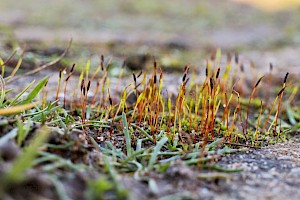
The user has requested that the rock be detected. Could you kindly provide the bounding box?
[0,139,20,161]
[277,155,292,161]
[289,168,300,178]
[125,54,150,71]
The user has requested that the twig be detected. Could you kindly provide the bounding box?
[0,48,17,67]
[6,39,72,84]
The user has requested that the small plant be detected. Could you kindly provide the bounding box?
[0,47,294,199]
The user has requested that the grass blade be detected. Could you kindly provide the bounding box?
[4,126,50,182]
[286,103,297,125]
[19,77,48,105]
[9,80,35,106]
[0,75,5,106]
[122,112,132,156]
[49,175,70,200]
[0,101,40,115]
[148,136,168,171]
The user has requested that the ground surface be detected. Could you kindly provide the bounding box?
[1,0,300,200]
[121,140,300,200]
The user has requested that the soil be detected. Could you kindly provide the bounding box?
[116,139,300,200]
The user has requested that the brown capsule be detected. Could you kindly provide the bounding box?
[122,60,126,69]
[255,76,264,88]
[210,49,216,61]
[65,74,71,82]
[135,82,142,89]
[137,70,143,78]
[108,90,112,105]
[81,79,85,92]
[70,64,75,73]
[184,77,190,86]
[205,64,208,77]
[240,64,244,73]
[184,65,189,73]
[154,57,157,70]
[101,54,104,71]
[182,73,187,82]
[284,72,289,84]
[82,87,86,96]
[159,69,163,81]
[87,80,91,92]
[185,66,190,74]
[133,73,136,83]
[270,63,273,71]
[154,75,157,84]
[234,52,239,64]
[210,77,214,90]
[216,67,220,79]
[277,87,286,96]
[59,70,62,79]
[226,52,232,64]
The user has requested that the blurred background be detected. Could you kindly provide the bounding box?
[0,0,300,74]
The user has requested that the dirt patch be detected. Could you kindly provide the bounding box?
[118,140,300,200]
[218,140,300,200]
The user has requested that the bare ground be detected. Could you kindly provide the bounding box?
[118,138,300,200]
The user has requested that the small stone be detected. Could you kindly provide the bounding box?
[289,168,300,178]
[261,173,273,180]
[0,139,20,161]
[125,54,150,71]
[277,156,292,161]
[198,188,214,199]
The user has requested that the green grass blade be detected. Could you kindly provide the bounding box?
[205,138,223,151]
[49,175,70,200]
[86,177,114,200]
[17,118,31,145]
[19,76,48,105]
[4,126,50,183]
[147,136,168,171]
[122,112,132,156]
[286,103,297,125]
[8,80,35,106]
[103,155,128,199]
[131,123,154,142]
[0,75,5,106]
[121,149,144,166]
[37,151,86,171]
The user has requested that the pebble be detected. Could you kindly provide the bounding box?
[261,173,274,180]
[277,155,292,160]
[198,188,214,200]
[289,168,300,178]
